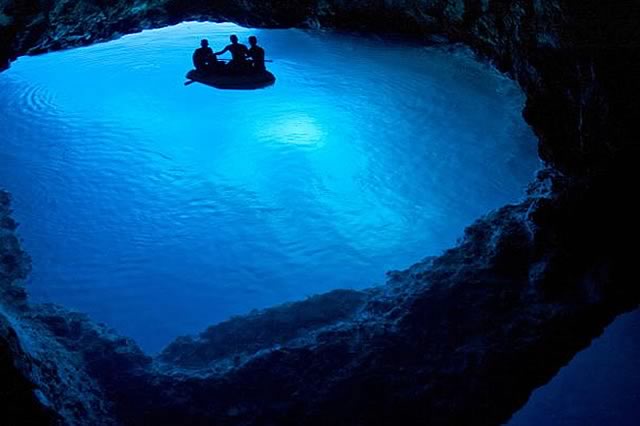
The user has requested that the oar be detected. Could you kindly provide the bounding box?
[184,80,196,86]
[216,58,274,63]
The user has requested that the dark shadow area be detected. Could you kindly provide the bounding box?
[509,309,640,426]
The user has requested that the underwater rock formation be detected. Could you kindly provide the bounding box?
[1,168,638,425]
[1,1,639,425]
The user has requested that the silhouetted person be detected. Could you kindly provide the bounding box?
[193,39,218,73]
[215,34,249,73]
[247,36,266,72]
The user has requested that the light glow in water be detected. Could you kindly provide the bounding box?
[0,22,539,352]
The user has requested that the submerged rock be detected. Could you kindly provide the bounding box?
[1,166,638,425]
[0,191,30,306]
[0,0,639,424]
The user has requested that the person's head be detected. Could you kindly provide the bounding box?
[200,39,209,48]
[248,36,257,46]
[230,34,238,44]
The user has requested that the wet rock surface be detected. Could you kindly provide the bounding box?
[1,1,639,425]
[2,166,638,425]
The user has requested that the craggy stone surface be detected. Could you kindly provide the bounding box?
[0,1,639,425]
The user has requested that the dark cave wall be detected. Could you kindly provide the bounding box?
[1,173,637,425]
[0,1,639,425]
[1,191,122,425]
[0,191,55,424]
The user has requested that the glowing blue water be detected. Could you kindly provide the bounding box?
[0,22,538,352]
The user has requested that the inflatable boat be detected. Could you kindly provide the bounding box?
[185,69,276,90]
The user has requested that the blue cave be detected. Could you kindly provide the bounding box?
[0,2,638,425]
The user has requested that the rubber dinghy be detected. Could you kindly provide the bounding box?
[186,69,276,90]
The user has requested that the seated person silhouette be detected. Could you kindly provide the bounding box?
[192,39,219,73]
[247,36,266,72]
[215,35,250,74]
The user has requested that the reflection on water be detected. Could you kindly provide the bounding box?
[0,22,538,352]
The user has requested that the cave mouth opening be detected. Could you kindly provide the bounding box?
[0,21,539,353]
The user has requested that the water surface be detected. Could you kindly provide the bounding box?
[0,22,539,352]
[509,309,640,426]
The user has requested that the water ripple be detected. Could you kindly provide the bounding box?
[0,22,539,352]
